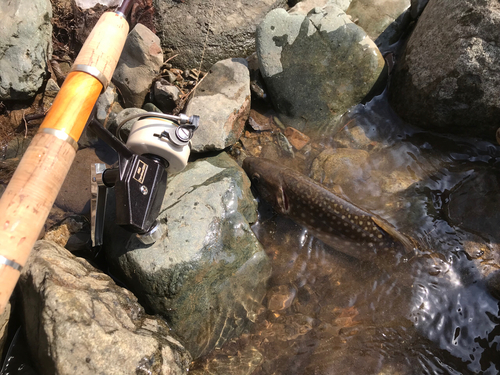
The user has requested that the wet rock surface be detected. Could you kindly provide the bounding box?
[186,58,251,153]
[19,240,191,375]
[105,152,271,358]
[0,0,53,100]
[389,0,500,141]
[153,0,288,71]
[256,4,385,137]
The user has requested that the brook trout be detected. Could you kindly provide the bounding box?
[243,157,417,264]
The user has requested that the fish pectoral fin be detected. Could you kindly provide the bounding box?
[371,216,417,253]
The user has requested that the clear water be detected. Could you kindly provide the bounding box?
[191,92,500,374]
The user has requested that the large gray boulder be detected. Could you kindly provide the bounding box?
[256,5,385,138]
[153,0,288,70]
[105,152,271,359]
[389,0,500,141]
[19,240,191,375]
[186,58,251,153]
[0,0,52,100]
[112,23,163,108]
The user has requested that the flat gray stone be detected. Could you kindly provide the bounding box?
[256,5,385,138]
[19,240,191,375]
[154,0,288,70]
[0,0,53,100]
[105,152,271,358]
[55,142,118,215]
[186,58,251,153]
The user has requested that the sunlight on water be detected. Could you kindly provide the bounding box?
[191,92,500,374]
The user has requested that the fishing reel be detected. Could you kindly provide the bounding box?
[89,112,200,247]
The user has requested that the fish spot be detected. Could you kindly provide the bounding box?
[378,234,383,239]
[344,223,348,227]
[359,221,363,225]
[354,216,358,220]
[346,208,350,212]
[342,215,345,219]
[301,213,306,218]
[364,227,368,231]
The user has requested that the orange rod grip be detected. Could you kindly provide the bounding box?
[40,71,102,142]
[0,133,76,312]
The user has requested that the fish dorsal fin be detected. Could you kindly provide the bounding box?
[371,216,417,253]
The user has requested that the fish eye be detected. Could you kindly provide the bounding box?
[251,173,261,184]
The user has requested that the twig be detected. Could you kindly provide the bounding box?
[165,54,178,64]
[22,110,28,138]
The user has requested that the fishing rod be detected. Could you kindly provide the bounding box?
[0,0,135,313]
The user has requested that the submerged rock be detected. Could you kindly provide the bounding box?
[105,152,271,358]
[112,23,163,108]
[19,240,191,375]
[186,58,251,153]
[389,0,500,141]
[311,147,370,186]
[256,5,385,138]
[0,0,52,100]
[154,0,288,71]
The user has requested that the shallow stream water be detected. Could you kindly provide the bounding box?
[191,92,500,374]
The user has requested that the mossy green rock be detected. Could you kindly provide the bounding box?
[256,5,385,138]
[105,153,271,358]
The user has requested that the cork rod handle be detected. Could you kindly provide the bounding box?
[0,8,131,313]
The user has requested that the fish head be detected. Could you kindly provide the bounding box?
[242,157,290,214]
